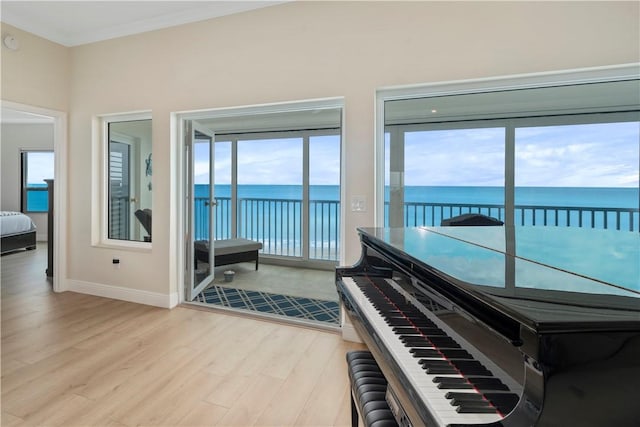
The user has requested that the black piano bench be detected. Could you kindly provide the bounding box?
[346,351,399,427]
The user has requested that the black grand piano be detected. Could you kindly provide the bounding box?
[336,226,640,427]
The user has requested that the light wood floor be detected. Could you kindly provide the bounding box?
[1,244,364,426]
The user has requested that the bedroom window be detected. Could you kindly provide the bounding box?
[21,151,54,213]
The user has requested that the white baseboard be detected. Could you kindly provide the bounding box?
[66,279,178,309]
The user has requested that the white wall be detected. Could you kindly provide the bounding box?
[3,1,639,307]
[0,123,54,241]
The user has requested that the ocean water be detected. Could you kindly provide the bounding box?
[193,185,638,255]
[25,184,49,212]
[198,184,639,208]
[28,184,638,212]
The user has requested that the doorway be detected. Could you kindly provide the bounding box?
[1,101,66,292]
[177,99,343,327]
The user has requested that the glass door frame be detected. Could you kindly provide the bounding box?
[185,120,216,301]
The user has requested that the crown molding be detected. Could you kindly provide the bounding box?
[1,1,288,47]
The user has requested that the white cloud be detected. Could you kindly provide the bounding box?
[393,121,638,189]
[193,136,341,186]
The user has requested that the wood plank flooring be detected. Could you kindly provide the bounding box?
[1,244,364,426]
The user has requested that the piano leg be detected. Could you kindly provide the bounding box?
[351,393,359,427]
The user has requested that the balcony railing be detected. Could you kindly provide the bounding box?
[194,198,639,261]
[385,202,639,231]
[194,197,340,261]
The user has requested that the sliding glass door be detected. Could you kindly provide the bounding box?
[380,78,640,231]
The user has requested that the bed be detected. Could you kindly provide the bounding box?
[1,211,37,254]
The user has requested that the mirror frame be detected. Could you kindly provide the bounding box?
[96,111,153,249]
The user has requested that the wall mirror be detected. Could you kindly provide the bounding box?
[107,117,152,242]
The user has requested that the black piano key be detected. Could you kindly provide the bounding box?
[419,328,447,336]
[445,392,484,401]
[399,335,432,343]
[400,339,432,347]
[469,380,510,391]
[445,390,519,415]
[437,382,474,390]
[433,376,512,393]
[450,360,493,377]
[405,317,431,332]
[433,376,466,384]
[396,327,445,336]
[409,348,443,358]
[399,335,433,347]
[385,318,414,327]
[424,366,459,374]
[485,393,520,414]
[411,348,473,359]
[421,359,493,376]
[441,349,473,359]
[456,404,499,414]
[392,327,418,334]
[451,397,489,407]
[446,392,500,414]
[433,377,474,389]
[427,336,461,348]
[419,360,458,374]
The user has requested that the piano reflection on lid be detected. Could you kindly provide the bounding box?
[336,226,639,427]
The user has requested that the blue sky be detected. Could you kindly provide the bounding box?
[195,135,341,185]
[192,121,639,188]
[388,121,639,188]
[26,152,55,184]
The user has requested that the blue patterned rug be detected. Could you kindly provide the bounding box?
[197,285,340,325]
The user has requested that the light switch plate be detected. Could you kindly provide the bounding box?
[351,195,366,212]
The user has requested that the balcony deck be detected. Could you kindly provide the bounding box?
[205,263,338,303]
[188,261,340,327]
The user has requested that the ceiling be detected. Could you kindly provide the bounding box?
[0,1,288,47]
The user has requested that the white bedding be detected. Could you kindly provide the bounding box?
[0,212,36,236]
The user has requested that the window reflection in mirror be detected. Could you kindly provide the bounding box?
[108,119,152,242]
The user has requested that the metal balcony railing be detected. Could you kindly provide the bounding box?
[194,197,341,261]
[384,202,639,231]
[193,198,639,262]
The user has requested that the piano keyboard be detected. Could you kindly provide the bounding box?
[341,275,521,427]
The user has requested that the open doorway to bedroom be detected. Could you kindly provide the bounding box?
[179,99,344,329]
[0,107,55,279]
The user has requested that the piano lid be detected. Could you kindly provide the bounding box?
[358,226,640,334]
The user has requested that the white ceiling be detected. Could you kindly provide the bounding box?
[0,1,288,47]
